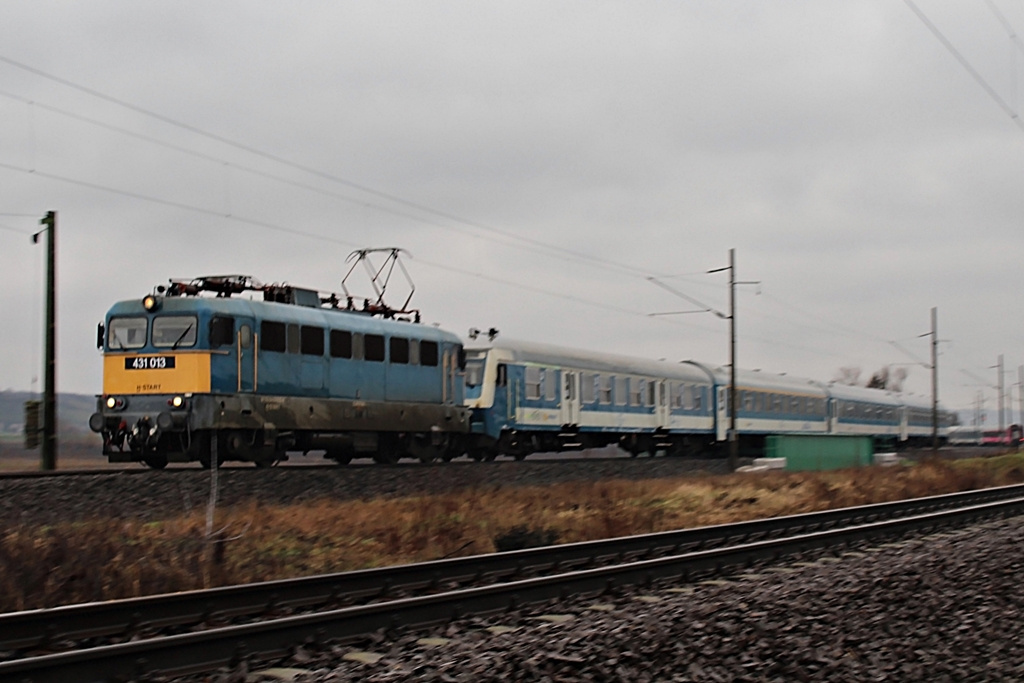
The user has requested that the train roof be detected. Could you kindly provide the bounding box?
[820,382,904,406]
[105,295,462,343]
[687,362,829,397]
[464,338,714,384]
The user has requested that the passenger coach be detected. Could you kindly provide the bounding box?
[464,338,716,459]
[90,275,469,467]
[464,337,955,459]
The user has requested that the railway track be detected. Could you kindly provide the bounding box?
[3,484,1023,682]
[0,445,1003,481]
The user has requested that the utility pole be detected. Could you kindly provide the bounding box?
[33,210,57,470]
[930,307,938,451]
[1018,366,1023,428]
[708,248,758,472]
[648,249,757,472]
[997,355,1005,434]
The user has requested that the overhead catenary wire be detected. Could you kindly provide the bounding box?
[904,0,1024,130]
[0,44,1013,392]
[0,55,661,281]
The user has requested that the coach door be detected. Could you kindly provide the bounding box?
[715,386,728,441]
[561,370,581,426]
[237,318,255,392]
[656,381,670,429]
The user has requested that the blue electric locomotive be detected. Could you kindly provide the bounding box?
[89,275,469,467]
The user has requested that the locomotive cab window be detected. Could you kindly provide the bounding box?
[261,321,286,352]
[108,317,147,349]
[330,329,352,358]
[209,316,235,348]
[152,315,197,348]
[421,340,439,367]
[390,337,410,364]
[365,334,385,362]
[301,325,324,355]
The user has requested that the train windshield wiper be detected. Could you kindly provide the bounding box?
[171,323,194,350]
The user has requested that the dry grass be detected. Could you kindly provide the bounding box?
[3,454,1023,612]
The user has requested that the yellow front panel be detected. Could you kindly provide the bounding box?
[103,353,212,395]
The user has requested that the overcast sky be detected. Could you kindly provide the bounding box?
[1,1,1023,424]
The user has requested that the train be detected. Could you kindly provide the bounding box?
[89,275,470,468]
[463,337,956,460]
[89,273,957,467]
[947,424,1023,447]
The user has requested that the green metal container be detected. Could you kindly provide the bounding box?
[764,435,874,471]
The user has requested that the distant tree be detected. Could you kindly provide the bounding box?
[866,366,909,392]
[867,366,889,389]
[834,366,862,386]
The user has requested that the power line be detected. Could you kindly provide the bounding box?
[0,87,633,266]
[0,55,661,280]
[0,159,715,329]
[0,223,33,235]
[903,0,1024,131]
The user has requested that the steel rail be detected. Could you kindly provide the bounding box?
[2,493,1022,682]
[1,485,1023,682]
[1,483,1022,656]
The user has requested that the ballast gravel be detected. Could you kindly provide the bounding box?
[220,516,1024,683]
[0,456,728,527]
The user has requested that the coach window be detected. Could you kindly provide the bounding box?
[615,377,628,406]
[581,373,596,403]
[365,334,385,362]
[525,367,542,399]
[600,375,612,405]
[209,316,235,348]
[546,369,558,401]
[301,325,324,356]
[420,340,439,367]
[330,330,352,359]
[646,380,656,407]
[631,379,644,406]
[390,337,410,364]
[153,315,198,348]
[497,363,508,387]
[260,321,286,353]
[286,324,300,354]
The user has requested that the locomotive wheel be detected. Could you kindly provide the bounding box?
[373,450,399,465]
[327,449,353,465]
[143,452,168,469]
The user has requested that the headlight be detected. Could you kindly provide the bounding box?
[105,396,126,410]
[142,295,161,311]
[170,395,185,409]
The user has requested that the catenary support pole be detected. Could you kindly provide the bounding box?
[35,211,57,470]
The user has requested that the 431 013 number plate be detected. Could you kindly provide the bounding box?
[124,356,176,370]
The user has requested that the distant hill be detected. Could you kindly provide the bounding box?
[0,390,97,438]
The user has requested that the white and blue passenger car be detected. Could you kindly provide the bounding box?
[464,338,954,459]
